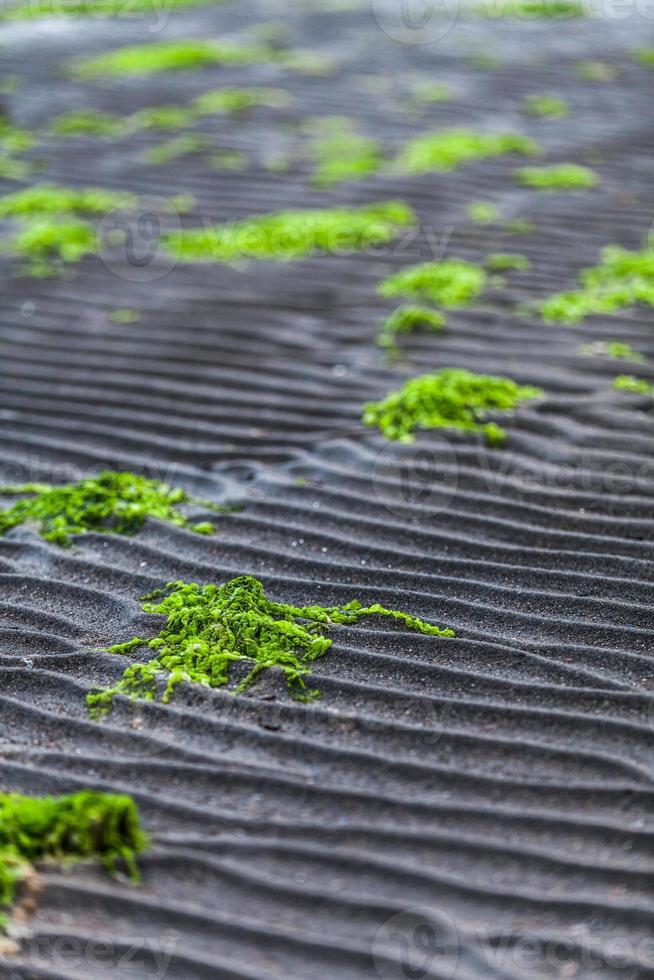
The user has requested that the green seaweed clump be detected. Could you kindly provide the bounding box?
[307,118,382,187]
[475,0,586,16]
[88,576,455,715]
[515,163,598,190]
[72,40,270,78]
[394,128,538,174]
[613,374,654,397]
[485,252,531,271]
[378,305,446,351]
[0,183,135,218]
[467,201,500,224]
[522,93,569,117]
[51,110,124,138]
[146,134,208,165]
[634,49,654,68]
[579,340,645,362]
[163,201,415,263]
[0,471,223,545]
[540,245,654,324]
[379,259,486,308]
[363,368,542,445]
[0,790,146,926]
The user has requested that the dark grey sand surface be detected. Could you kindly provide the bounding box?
[1,1,654,977]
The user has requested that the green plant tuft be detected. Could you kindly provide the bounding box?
[0,184,135,218]
[146,134,208,165]
[378,305,446,351]
[72,40,271,78]
[307,118,382,187]
[515,163,598,190]
[163,201,415,263]
[87,576,455,715]
[467,201,500,224]
[613,374,654,397]
[108,308,140,324]
[363,368,542,444]
[485,252,531,271]
[540,245,654,323]
[51,110,124,138]
[475,0,586,16]
[579,340,645,362]
[394,128,538,174]
[634,48,654,67]
[522,93,569,117]
[0,471,226,545]
[0,790,146,926]
[378,259,486,307]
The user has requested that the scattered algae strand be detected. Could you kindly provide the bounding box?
[378,259,486,308]
[72,40,270,78]
[540,244,654,323]
[378,305,446,351]
[522,93,569,117]
[485,252,531,272]
[393,128,538,174]
[0,791,146,926]
[363,368,542,445]
[88,576,455,715]
[0,471,225,545]
[307,118,382,187]
[0,183,136,217]
[515,163,597,190]
[163,201,415,263]
[613,374,654,398]
[579,341,645,362]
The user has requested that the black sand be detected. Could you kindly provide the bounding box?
[1,2,654,977]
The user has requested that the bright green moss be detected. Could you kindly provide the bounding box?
[88,575,454,716]
[0,791,146,926]
[579,340,645,362]
[108,308,140,324]
[193,87,289,114]
[378,259,486,308]
[0,156,29,180]
[613,374,654,397]
[468,53,500,70]
[576,61,617,81]
[363,368,542,445]
[72,40,270,78]
[411,82,453,103]
[378,305,446,351]
[634,49,654,67]
[2,0,224,20]
[522,93,569,117]
[0,120,34,155]
[163,201,415,263]
[146,134,208,165]
[307,118,382,187]
[0,471,226,545]
[515,163,598,190]
[394,128,538,174]
[467,201,500,224]
[485,252,531,271]
[51,110,124,138]
[540,245,654,323]
[6,218,96,274]
[475,0,586,16]
[0,183,135,217]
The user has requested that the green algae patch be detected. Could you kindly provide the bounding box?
[485,252,531,271]
[515,163,598,190]
[467,201,500,224]
[0,791,146,926]
[0,184,135,218]
[379,259,486,308]
[613,374,654,397]
[634,49,654,68]
[411,82,453,103]
[0,471,226,546]
[2,0,225,21]
[363,368,542,445]
[72,40,270,78]
[522,93,569,117]
[378,305,446,352]
[576,60,617,81]
[7,218,96,274]
[108,308,141,324]
[475,0,586,16]
[307,118,382,187]
[394,128,538,174]
[51,110,124,138]
[579,340,645,362]
[146,134,208,165]
[163,201,415,264]
[88,575,455,715]
[539,245,654,324]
